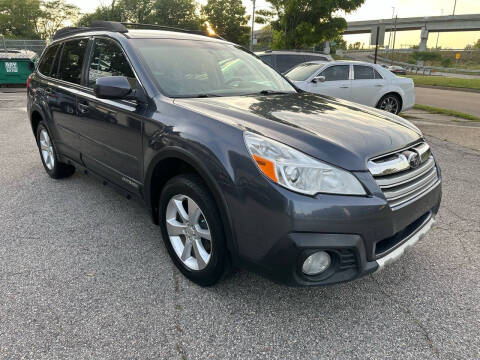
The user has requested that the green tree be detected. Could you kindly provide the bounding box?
[202,0,250,46]
[411,51,442,62]
[37,0,80,39]
[0,0,43,39]
[265,0,365,49]
[147,0,201,30]
[118,0,154,23]
[77,0,124,26]
[473,39,480,49]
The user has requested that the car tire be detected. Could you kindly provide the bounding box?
[377,94,402,115]
[159,173,229,286]
[36,122,75,179]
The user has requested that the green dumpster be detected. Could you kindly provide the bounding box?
[0,50,36,86]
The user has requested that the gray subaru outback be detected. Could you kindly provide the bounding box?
[27,21,441,286]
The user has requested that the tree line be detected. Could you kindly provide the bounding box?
[0,0,366,49]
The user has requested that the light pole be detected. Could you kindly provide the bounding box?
[453,0,457,15]
[250,0,256,51]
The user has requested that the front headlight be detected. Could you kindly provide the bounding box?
[244,132,366,196]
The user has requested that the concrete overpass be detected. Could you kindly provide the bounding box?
[344,14,480,50]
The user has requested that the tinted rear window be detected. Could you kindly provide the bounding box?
[304,55,328,62]
[259,55,273,66]
[276,55,305,73]
[38,44,59,76]
[57,38,88,85]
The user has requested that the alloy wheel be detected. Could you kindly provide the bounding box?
[379,96,400,114]
[165,194,212,271]
[39,129,55,170]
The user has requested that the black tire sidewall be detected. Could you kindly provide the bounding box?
[378,94,401,115]
[36,122,60,178]
[159,174,227,286]
[36,122,75,179]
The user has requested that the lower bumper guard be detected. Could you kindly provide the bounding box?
[375,215,436,271]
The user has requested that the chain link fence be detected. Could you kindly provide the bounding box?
[1,38,46,55]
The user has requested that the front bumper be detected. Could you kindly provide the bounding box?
[376,214,435,271]
[231,165,442,286]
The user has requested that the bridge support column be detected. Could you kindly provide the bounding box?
[419,27,429,51]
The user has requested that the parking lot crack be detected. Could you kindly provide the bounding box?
[172,267,187,360]
[371,276,441,357]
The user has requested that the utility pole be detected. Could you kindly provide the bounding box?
[387,7,395,56]
[391,15,398,65]
[374,25,379,64]
[452,0,457,16]
[250,0,256,51]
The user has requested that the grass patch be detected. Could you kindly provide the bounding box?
[405,75,480,90]
[413,104,480,121]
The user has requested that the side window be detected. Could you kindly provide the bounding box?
[374,69,383,79]
[353,65,375,80]
[320,65,350,81]
[259,55,273,66]
[276,55,306,73]
[88,38,136,88]
[38,44,59,76]
[57,39,88,85]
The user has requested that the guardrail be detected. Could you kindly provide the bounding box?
[363,53,480,76]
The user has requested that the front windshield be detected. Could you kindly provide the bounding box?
[134,39,296,97]
[286,62,325,81]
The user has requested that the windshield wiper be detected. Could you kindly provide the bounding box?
[250,90,292,96]
[195,94,223,98]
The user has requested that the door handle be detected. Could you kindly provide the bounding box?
[340,86,349,88]
[375,84,383,87]
[78,102,89,114]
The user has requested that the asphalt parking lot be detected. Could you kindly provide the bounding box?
[1,91,479,359]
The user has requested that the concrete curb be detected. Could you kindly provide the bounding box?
[415,84,480,94]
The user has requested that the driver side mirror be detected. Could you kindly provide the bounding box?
[94,76,134,100]
[312,75,326,83]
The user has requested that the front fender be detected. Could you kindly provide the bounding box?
[375,84,406,107]
[142,113,245,262]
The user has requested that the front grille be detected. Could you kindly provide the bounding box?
[368,142,440,210]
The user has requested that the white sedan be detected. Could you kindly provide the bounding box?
[285,60,415,114]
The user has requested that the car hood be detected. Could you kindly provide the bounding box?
[174,92,422,171]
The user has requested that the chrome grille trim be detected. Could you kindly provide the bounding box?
[368,142,431,177]
[375,157,435,188]
[368,142,439,210]
[382,166,437,200]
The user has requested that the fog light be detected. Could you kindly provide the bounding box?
[302,251,331,275]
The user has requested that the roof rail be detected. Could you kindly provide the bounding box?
[52,21,225,41]
[122,23,201,35]
[52,21,128,40]
[121,22,226,40]
[52,27,89,40]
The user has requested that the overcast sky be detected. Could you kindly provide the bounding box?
[68,0,480,48]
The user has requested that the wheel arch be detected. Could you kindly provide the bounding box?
[30,108,44,138]
[376,91,404,112]
[144,147,238,258]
